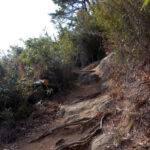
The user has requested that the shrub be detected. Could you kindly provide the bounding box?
[91,0,150,62]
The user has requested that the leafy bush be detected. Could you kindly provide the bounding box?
[72,10,106,67]
[91,0,150,62]
[19,33,77,89]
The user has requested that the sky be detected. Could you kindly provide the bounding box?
[0,0,58,54]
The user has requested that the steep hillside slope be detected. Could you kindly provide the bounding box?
[3,54,150,150]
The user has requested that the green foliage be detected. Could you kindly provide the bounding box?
[21,36,52,65]
[9,46,24,58]
[90,0,150,61]
[19,32,77,82]
[50,0,90,26]
[51,0,106,67]
[56,28,78,64]
[142,0,150,9]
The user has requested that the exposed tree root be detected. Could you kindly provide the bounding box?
[30,109,112,148]
[56,114,105,150]
[56,129,101,150]
[30,117,95,143]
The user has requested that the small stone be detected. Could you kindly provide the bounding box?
[57,108,65,118]
[100,81,109,92]
[91,134,113,150]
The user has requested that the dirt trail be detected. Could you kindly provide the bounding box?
[4,59,150,150]
[3,63,109,150]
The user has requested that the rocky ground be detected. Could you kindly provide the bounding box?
[2,54,150,150]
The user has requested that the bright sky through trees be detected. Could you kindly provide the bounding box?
[0,0,58,53]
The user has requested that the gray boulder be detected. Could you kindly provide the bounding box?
[100,81,109,92]
[78,72,99,84]
[96,53,116,79]
[91,134,113,150]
